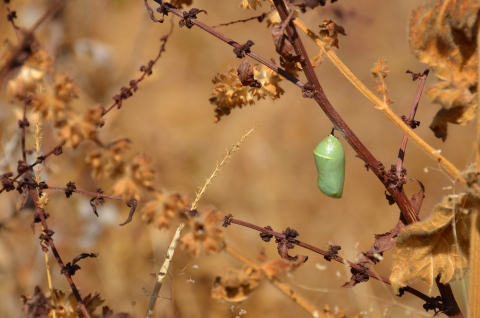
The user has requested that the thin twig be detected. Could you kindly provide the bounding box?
[29,189,91,318]
[46,187,127,201]
[224,244,320,317]
[0,142,65,194]
[145,223,184,318]
[102,20,174,116]
[212,10,271,28]
[395,69,429,178]
[190,125,258,211]
[225,215,435,306]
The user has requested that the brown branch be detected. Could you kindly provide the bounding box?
[395,69,429,178]
[102,19,174,116]
[146,2,304,89]
[46,187,125,201]
[29,188,91,318]
[0,142,64,194]
[212,11,270,28]
[224,215,436,306]
[3,0,20,39]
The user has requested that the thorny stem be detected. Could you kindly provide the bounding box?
[46,187,127,201]
[212,10,272,28]
[226,216,435,306]
[3,0,21,41]
[395,70,429,178]
[224,244,320,317]
[157,4,304,89]
[0,142,65,193]
[102,21,174,116]
[29,189,91,318]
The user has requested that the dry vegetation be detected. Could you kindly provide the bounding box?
[0,0,479,317]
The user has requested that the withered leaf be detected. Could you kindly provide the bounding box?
[410,179,425,214]
[262,258,305,280]
[318,19,346,49]
[237,60,261,88]
[357,219,404,265]
[272,26,298,63]
[390,193,477,294]
[211,266,263,302]
[409,0,480,141]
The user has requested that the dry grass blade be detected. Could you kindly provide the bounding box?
[190,125,258,211]
[145,223,184,318]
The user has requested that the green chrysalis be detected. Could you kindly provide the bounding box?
[313,129,345,198]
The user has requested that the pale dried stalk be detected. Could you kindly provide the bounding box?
[224,244,320,317]
[290,17,464,183]
[145,223,184,318]
[468,21,480,318]
[33,112,55,317]
[190,125,258,211]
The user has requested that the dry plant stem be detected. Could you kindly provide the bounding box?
[21,98,28,167]
[468,21,480,318]
[46,187,127,201]
[3,1,21,48]
[32,111,56,317]
[190,125,257,211]
[160,5,304,89]
[0,141,65,193]
[395,70,429,178]
[212,10,272,28]
[226,217,433,305]
[26,0,68,34]
[28,189,91,318]
[102,22,173,116]
[145,223,184,318]
[291,18,463,184]
[224,244,320,317]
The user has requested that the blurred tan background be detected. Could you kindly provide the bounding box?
[0,0,474,317]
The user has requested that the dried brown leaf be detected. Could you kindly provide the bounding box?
[390,193,477,294]
[318,19,347,49]
[210,64,284,122]
[110,152,156,201]
[357,219,404,265]
[237,59,261,88]
[180,206,225,256]
[261,258,305,280]
[212,266,263,302]
[409,0,480,140]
